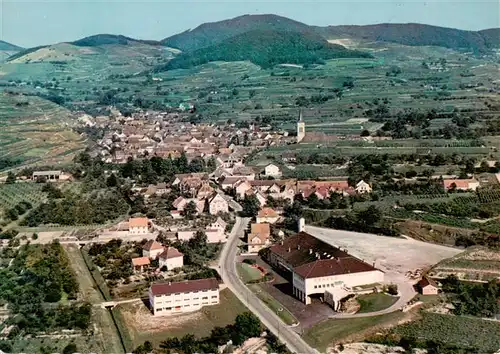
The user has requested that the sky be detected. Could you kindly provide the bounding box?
[1,0,499,48]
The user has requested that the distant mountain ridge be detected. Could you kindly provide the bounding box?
[162,14,312,51]
[71,34,162,47]
[159,29,372,70]
[162,14,500,54]
[0,40,23,51]
[316,23,500,53]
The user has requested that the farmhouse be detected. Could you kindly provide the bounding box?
[355,180,372,194]
[129,217,149,234]
[247,223,271,253]
[158,247,184,270]
[443,178,480,191]
[131,257,150,274]
[209,193,229,215]
[417,276,439,295]
[267,232,384,305]
[142,240,164,259]
[256,208,279,224]
[149,278,220,316]
[264,163,282,178]
[32,170,72,182]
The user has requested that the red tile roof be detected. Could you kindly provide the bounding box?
[258,208,278,218]
[443,179,477,189]
[158,246,183,259]
[129,217,149,228]
[269,232,379,279]
[418,276,439,288]
[294,258,377,279]
[150,278,219,296]
[132,257,150,267]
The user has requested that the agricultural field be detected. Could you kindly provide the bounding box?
[0,182,46,226]
[429,246,500,282]
[389,312,500,353]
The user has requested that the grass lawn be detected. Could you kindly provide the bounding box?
[237,262,263,283]
[117,288,249,348]
[248,284,298,326]
[303,312,406,352]
[357,293,399,313]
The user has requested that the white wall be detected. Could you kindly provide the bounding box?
[130,226,148,234]
[143,248,164,259]
[159,256,183,270]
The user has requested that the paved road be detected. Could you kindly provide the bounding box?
[219,217,316,354]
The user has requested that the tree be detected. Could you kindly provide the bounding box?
[177,152,189,173]
[233,312,261,344]
[182,201,197,219]
[62,343,78,354]
[241,195,260,217]
[5,172,16,184]
[356,205,381,227]
[106,173,118,187]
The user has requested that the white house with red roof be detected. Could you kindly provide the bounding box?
[442,178,480,191]
[256,208,279,224]
[129,217,149,234]
[149,278,220,315]
[142,240,165,259]
[158,247,184,270]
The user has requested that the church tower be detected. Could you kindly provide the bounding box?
[296,110,305,143]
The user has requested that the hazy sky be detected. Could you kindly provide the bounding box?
[1,0,499,48]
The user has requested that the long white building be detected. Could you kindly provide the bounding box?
[268,232,384,306]
[149,278,219,316]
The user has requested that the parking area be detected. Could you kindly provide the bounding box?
[306,225,462,275]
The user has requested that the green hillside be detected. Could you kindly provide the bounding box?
[71,34,162,47]
[162,14,311,51]
[159,29,372,70]
[318,23,500,53]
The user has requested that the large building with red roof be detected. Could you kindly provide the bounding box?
[268,232,384,305]
[149,278,219,315]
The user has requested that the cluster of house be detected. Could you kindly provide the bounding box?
[88,109,292,164]
[246,208,280,254]
[127,216,228,245]
[219,169,373,206]
[131,240,184,273]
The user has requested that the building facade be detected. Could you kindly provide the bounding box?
[149,278,220,316]
[268,232,384,305]
[129,217,149,234]
[209,193,229,215]
[297,111,305,143]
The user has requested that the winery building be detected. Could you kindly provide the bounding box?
[268,232,384,305]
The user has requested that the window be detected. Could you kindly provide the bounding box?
[175,293,181,295]
[211,295,217,299]
[193,303,199,306]
[165,307,172,310]
[314,285,317,289]
[157,308,162,312]
[193,297,199,300]
[202,296,208,300]
[184,304,190,307]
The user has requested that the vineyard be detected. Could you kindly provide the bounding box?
[392,313,500,352]
[0,183,47,225]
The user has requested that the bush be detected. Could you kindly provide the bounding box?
[242,259,256,265]
[387,284,398,295]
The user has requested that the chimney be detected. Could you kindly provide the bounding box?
[309,248,313,255]
[297,244,301,250]
[288,247,291,253]
[315,252,320,259]
[280,240,283,245]
[168,281,171,286]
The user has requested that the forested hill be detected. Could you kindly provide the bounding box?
[162,14,311,51]
[317,23,500,53]
[0,40,23,51]
[158,30,372,70]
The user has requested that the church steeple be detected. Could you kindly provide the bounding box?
[296,109,305,143]
[298,109,304,122]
